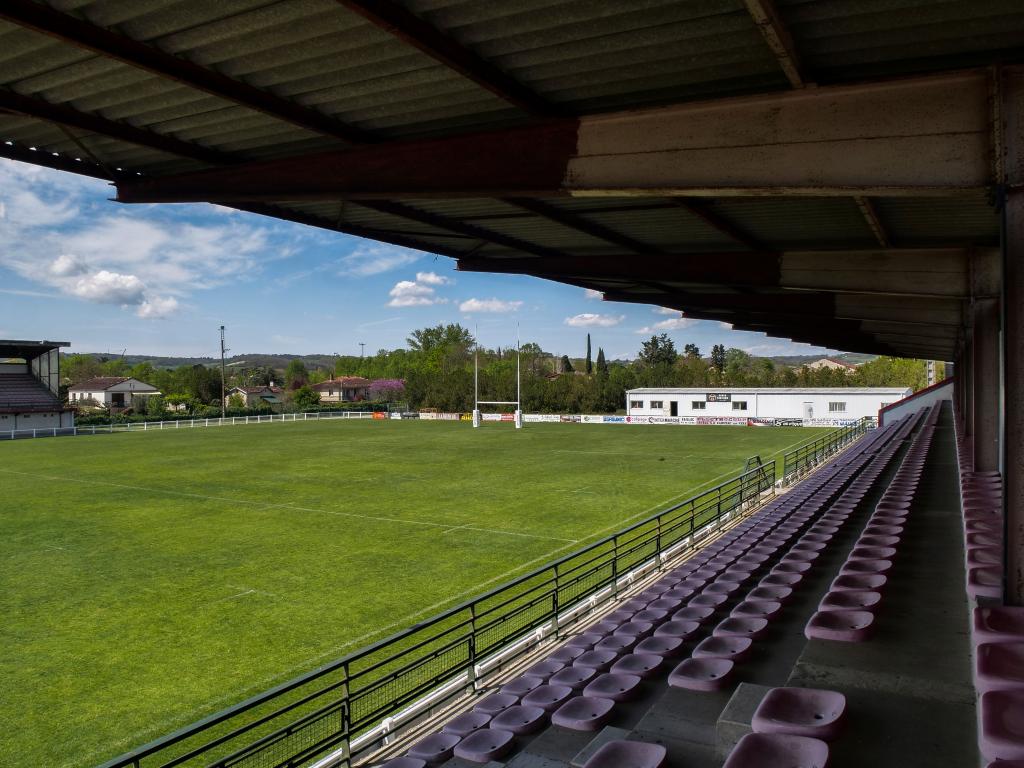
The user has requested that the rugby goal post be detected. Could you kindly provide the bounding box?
[473,330,522,429]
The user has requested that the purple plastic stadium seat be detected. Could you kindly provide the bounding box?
[667,659,733,696]
[550,695,616,731]
[723,732,829,768]
[615,620,655,638]
[968,548,1003,568]
[523,659,566,681]
[632,632,685,656]
[500,675,543,697]
[611,652,665,678]
[549,665,598,691]
[549,645,586,664]
[731,600,783,620]
[839,559,893,576]
[982,690,1024,761]
[521,684,574,712]
[653,619,701,639]
[442,710,491,737]
[760,572,803,588]
[715,616,770,639]
[489,704,547,735]
[380,758,427,768]
[748,586,794,603]
[473,693,519,715]
[582,672,643,701]
[633,608,669,623]
[706,580,745,597]
[772,561,812,575]
[647,597,685,612]
[581,740,667,768]
[977,644,1024,693]
[407,732,461,763]
[975,607,1024,644]
[792,540,827,553]
[690,591,730,608]
[805,610,875,642]
[751,687,847,741]
[818,590,881,611]
[672,605,716,624]
[849,545,898,561]
[595,634,639,654]
[565,633,603,649]
[859,534,900,547]
[694,635,754,661]
[831,573,887,592]
[573,649,618,671]
[452,728,515,764]
[970,567,1005,600]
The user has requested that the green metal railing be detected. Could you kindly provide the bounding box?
[781,418,871,483]
[98,462,775,768]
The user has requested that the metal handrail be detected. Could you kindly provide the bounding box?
[781,417,871,482]
[97,462,775,768]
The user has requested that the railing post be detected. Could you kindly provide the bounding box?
[552,563,561,639]
[469,602,480,691]
[611,535,620,598]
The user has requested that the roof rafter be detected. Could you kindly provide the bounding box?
[503,198,662,254]
[854,196,891,247]
[336,0,556,117]
[671,200,764,250]
[743,0,805,88]
[0,0,374,143]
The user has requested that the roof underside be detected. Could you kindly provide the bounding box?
[2,0,1022,361]
[0,339,69,359]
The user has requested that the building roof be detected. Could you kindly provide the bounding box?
[0,339,69,360]
[229,385,282,394]
[69,376,159,391]
[313,377,371,390]
[810,357,858,369]
[626,387,912,395]
[1,2,1020,360]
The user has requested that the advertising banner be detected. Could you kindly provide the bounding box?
[626,415,650,424]
[581,415,604,423]
[523,414,559,423]
[389,412,402,420]
[560,414,582,423]
[419,412,437,420]
[648,416,682,425]
[460,413,473,421]
[696,416,747,426]
[372,412,387,420]
[500,413,515,421]
[602,415,626,423]
[706,393,732,402]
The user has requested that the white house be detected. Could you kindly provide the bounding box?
[69,377,161,410]
[625,387,912,425]
[312,377,371,403]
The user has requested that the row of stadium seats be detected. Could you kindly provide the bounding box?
[0,373,60,407]
[377,409,927,767]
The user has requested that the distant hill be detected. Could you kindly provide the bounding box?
[767,353,876,368]
[70,352,340,371]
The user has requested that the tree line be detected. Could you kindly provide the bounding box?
[60,325,941,418]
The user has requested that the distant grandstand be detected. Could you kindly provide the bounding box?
[0,340,74,434]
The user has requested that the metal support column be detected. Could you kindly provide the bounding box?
[975,299,1001,471]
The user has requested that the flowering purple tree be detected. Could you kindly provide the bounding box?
[369,379,406,401]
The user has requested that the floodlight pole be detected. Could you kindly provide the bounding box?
[515,323,522,429]
[473,327,481,428]
[219,325,227,418]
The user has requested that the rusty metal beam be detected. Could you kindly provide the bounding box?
[115,70,993,203]
[0,139,113,180]
[743,0,805,88]
[854,196,891,247]
[336,0,555,117]
[0,0,373,144]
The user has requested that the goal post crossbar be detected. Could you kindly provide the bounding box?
[476,401,519,405]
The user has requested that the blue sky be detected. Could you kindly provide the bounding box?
[0,158,830,361]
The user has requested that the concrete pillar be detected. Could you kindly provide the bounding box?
[965,335,976,441]
[975,300,1001,471]
[1003,67,1024,605]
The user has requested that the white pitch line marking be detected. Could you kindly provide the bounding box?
[0,468,573,544]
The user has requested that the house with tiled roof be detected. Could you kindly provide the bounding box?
[312,377,370,403]
[69,377,160,410]
[224,385,283,409]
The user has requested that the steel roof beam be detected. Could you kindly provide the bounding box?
[854,196,891,247]
[503,198,661,254]
[116,70,993,203]
[0,0,374,144]
[336,0,555,117]
[743,0,805,88]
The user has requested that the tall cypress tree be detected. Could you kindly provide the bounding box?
[585,333,593,374]
[596,347,608,376]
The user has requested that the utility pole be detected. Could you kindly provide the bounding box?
[220,325,228,418]
[359,342,365,374]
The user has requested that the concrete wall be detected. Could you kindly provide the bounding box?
[0,363,27,375]
[879,379,953,427]
[0,411,68,431]
[627,390,909,423]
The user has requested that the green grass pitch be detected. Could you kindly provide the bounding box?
[0,420,823,766]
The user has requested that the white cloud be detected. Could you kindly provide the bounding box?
[339,244,423,276]
[0,159,279,320]
[386,271,453,307]
[69,270,146,305]
[565,313,625,327]
[635,317,697,333]
[460,297,523,313]
[136,295,179,319]
[654,306,679,315]
[583,288,603,300]
[415,271,452,286]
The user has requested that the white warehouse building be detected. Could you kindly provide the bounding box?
[625,387,912,426]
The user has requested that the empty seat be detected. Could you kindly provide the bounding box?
[441,710,491,737]
[407,732,461,763]
[668,657,736,691]
[549,645,586,664]
[982,690,1024,761]
[839,559,893,576]
[975,607,1024,644]
[549,665,598,691]
[805,610,875,642]
[489,704,547,735]
[714,616,769,639]
[452,728,515,764]
[634,634,685,657]
[723,732,829,768]
[380,758,426,768]
[760,572,803,588]
[731,600,783,620]
[611,653,665,679]
[831,573,887,592]
[565,633,603,649]
[672,604,716,624]
[499,676,543,697]
[694,635,754,661]
[581,740,667,768]
[977,643,1024,693]
[550,695,615,731]
[582,672,643,701]
[473,693,519,715]
[819,590,881,611]
[969,567,1004,600]
[652,619,701,639]
[522,659,565,681]
[521,684,573,712]
[573,649,618,671]
[751,687,847,741]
